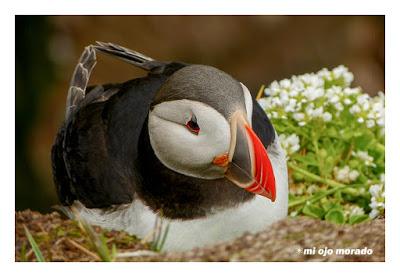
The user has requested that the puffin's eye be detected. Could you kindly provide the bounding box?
[185,114,200,135]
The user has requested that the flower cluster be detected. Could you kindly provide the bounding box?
[278,133,300,158]
[259,65,384,136]
[352,150,376,167]
[368,174,385,219]
[258,65,385,224]
[333,166,359,184]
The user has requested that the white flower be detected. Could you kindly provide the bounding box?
[310,75,324,88]
[366,120,375,128]
[293,112,305,121]
[357,117,364,123]
[329,95,340,104]
[298,121,306,126]
[349,206,365,216]
[303,87,315,101]
[280,79,291,89]
[284,98,297,112]
[334,166,350,183]
[271,97,282,107]
[289,89,299,97]
[333,65,354,85]
[353,151,375,167]
[332,65,346,78]
[361,101,370,111]
[326,86,341,98]
[306,184,318,195]
[279,91,290,104]
[334,102,344,111]
[290,211,298,217]
[372,101,384,113]
[369,185,381,198]
[344,87,360,95]
[334,166,359,183]
[312,107,324,117]
[357,94,370,105]
[377,117,385,127]
[348,170,359,181]
[279,133,301,156]
[349,104,361,114]
[322,112,332,122]
[263,88,272,97]
[367,111,375,119]
[369,209,380,219]
[270,81,280,93]
[291,79,304,91]
[317,68,332,80]
[368,183,385,219]
[305,104,314,116]
[369,197,385,209]
[344,98,352,105]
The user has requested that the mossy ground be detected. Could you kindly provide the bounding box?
[16,210,149,261]
[15,210,384,262]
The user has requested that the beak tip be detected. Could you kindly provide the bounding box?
[258,190,276,202]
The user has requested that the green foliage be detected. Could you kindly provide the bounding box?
[258,66,385,224]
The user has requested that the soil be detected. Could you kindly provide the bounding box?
[15,210,384,262]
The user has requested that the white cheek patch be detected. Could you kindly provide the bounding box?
[148,100,231,180]
[240,82,253,126]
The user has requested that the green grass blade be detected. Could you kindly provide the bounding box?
[20,241,27,262]
[23,225,45,262]
[157,223,170,252]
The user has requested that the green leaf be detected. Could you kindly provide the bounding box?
[23,225,45,262]
[292,153,320,167]
[302,204,325,219]
[322,202,341,213]
[354,132,375,150]
[349,214,369,225]
[326,127,339,138]
[325,209,345,224]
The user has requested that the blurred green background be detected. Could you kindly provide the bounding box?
[15,15,384,212]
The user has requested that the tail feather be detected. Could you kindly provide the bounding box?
[65,46,97,119]
[94,41,158,71]
[65,42,161,120]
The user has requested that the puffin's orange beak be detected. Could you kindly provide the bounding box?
[213,111,276,202]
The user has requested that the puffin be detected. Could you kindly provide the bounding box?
[51,42,288,251]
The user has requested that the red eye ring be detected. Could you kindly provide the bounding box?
[186,115,200,135]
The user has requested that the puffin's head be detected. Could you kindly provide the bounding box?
[148,65,276,202]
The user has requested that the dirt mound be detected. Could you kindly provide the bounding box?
[15,210,384,262]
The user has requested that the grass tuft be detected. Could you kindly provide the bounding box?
[70,207,117,262]
[150,214,170,252]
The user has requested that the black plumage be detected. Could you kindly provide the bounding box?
[51,42,275,219]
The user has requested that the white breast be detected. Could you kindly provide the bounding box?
[74,136,288,252]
